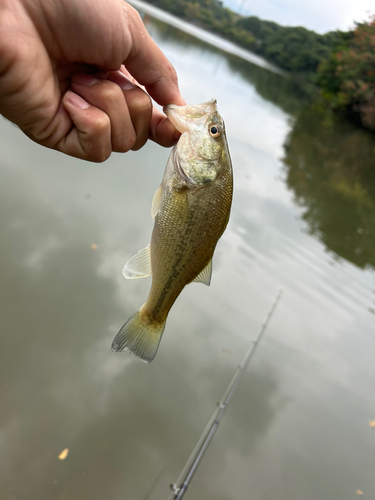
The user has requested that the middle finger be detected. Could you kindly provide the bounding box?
[107,71,152,151]
[71,73,137,152]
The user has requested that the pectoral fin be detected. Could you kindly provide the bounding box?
[192,259,212,286]
[151,185,162,219]
[123,245,152,279]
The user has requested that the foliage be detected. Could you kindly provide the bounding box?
[144,1,375,131]
[146,0,256,47]
[317,16,375,130]
[145,0,339,78]
[148,17,316,115]
[237,17,342,77]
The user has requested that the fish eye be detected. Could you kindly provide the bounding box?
[209,125,221,138]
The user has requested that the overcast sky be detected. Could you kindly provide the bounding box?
[223,0,374,33]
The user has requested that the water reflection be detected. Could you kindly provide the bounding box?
[0,162,281,500]
[1,12,375,500]
[283,106,375,270]
[0,165,126,499]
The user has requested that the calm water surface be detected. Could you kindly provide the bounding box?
[0,14,374,500]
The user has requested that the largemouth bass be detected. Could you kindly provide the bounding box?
[112,99,233,363]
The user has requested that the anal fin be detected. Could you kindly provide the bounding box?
[192,259,212,286]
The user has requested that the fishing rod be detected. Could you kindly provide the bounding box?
[167,290,283,500]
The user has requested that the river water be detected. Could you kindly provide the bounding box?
[0,9,374,500]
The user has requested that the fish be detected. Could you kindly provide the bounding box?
[111,99,233,363]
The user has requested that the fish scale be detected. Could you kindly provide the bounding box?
[148,171,232,321]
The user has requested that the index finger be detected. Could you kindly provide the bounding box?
[150,106,181,147]
[123,4,185,107]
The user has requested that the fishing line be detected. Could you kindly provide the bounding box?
[167,289,283,500]
[142,466,167,500]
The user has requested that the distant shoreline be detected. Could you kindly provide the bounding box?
[127,0,286,76]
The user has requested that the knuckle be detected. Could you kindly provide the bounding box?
[129,91,152,114]
[131,138,147,152]
[92,114,110,135]
[100,83,123,103]
[79,138,111,162]
[112,128,136,153]
[164,61,179,86]
[88,116,111,161]
[128,5,144,27]
[95,151,111,163]
[120,129,137,152]
[90,145,111,163]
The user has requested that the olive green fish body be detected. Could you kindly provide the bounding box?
[145,149,233,323]
[112,100,233,363]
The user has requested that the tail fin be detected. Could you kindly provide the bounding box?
[111,310,166,364]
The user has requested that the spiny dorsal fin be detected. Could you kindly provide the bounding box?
[192,259,212,286]
[123,245,151,279]
[151,185,162,219]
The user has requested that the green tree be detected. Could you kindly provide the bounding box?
[237,17,341,77]
[318,16,375,131]
[145,0,335,77]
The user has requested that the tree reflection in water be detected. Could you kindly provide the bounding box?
[283,106,375,270]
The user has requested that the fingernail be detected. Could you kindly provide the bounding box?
[71,73,100,86]
[92,71,108,80]
[66,91,90,109]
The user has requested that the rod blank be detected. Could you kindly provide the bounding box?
[168,290,283,500]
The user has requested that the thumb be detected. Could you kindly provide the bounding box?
[123,4,184,106]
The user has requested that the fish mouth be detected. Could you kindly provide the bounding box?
[164,99,217,134]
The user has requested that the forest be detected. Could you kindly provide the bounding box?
[145,0,375,132]
[145,0,342,77]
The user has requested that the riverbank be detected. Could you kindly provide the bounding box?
[127,0,286,75]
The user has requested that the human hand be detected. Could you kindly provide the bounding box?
[0,0,184,162]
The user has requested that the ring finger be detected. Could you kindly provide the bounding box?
[107,70,152,151]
